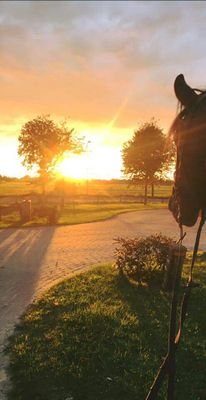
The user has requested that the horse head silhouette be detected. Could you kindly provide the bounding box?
[169,74,206,227]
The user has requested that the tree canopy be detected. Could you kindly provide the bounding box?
[18,115,74,174]
[18,115,80,193]
[122,120,172,203]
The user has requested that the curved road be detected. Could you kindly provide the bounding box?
[0,209,206,397]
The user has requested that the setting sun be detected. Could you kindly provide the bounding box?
[55,145,123,180]
[55,153,90,180]
[1,2,206,399]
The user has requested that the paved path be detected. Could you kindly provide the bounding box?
[1,209,206,398]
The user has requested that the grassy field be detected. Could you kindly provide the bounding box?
[6,256,206,400]
[61,180,172,199]
[0,202,167,228]
[0,178,170,228]
[0,180,42,197]
[57,202,167,226]
[0,178,173,199]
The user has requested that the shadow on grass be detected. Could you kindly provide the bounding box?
[6,264,206,400]
[196,252,206,262]
[115,272,170,345]
[5,267,168,400]
[176,261,206,400]
[116,268,206,399]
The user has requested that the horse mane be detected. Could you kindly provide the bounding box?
[168,86,206,142]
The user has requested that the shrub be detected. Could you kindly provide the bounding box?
[114,234,176,284]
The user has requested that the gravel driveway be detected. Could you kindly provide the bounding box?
[0,209,206,398]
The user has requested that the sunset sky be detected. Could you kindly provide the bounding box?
[1,1,206,179]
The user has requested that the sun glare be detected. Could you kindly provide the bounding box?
[55,146,122,180]
[55,154,90,180]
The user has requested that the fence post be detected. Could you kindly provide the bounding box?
[167,245,186,400]
[19,200,32,223]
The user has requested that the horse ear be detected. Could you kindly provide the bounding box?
[174,74,198,107]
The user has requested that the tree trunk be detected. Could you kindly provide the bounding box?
[42,182,46,196]
[151,182,154,198]
[144,176,148,205]
[41,182,46,204]
[61,179,65,210]
[40,172,47,203]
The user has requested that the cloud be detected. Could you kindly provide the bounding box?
[0,0,206,134]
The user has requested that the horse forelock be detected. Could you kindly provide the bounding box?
[169,92,206,144]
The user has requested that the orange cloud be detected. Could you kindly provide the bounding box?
[0,1,206,177]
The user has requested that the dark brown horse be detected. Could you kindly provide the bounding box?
[169,74,206,227]
[145,74,206,400]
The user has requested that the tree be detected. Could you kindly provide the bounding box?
[18,115,79,194]
[122,120,172,204]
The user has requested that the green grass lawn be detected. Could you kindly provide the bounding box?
[0,179,172,198]
[0,178,170,228]
[0,180,42,197]
[6,256,206,400]
[57,202,167,226]
[0,202,167,228]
